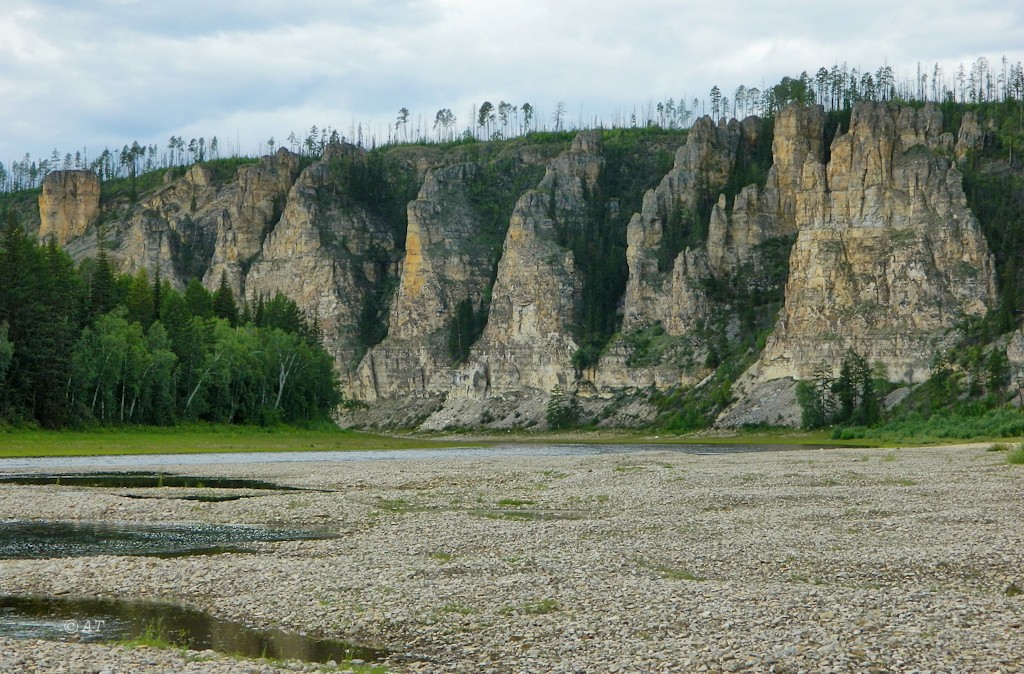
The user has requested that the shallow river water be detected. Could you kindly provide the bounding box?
[0,594,386,663]
[0,442,818,470]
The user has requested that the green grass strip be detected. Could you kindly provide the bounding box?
[0,424,474,458]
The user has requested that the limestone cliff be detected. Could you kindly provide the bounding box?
[204,149,300,292]
[350,162,505,402]
[416,133,603,429]
[38,170,100,245]
[593,115,781,396]
[759,105,825,233]
[243,150,399,372]
[36,102,1006,430]
[621,117,744,334]
[114,158,291,289]
[45,147,403,376]
[750,102,997,385]
[469,132,598,387]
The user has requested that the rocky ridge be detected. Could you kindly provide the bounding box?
[36,102,1000,428]
[421,133,604,429]
[351,163,504,405]
[750,103,996,386]
[243,149,397,371]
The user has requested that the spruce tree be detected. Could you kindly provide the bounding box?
[184,278,214,319]
[125,268,155,330]
[88,248,117,320]
[212,271,239,327]
[447,296,476,363]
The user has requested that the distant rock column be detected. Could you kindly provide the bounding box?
[37,170,101,245]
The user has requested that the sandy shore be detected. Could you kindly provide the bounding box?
[1,443,1022,673]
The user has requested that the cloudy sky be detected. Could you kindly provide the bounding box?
[2,0,1022,164]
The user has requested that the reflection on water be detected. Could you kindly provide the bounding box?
[0,520,333,559]
[0,594,386,663]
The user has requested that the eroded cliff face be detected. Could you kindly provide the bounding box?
[46,145,402,377]
[594,115,786,394]
[750,102,997,385]
[38,170,100,245]
[621,117,744,334]
[204,150,300,292]
[415,133,604,429]
[470,134,598,388]
[350,163,506,403]
[114,153,297,291]
[243,152,397,372]
[41,102,1002,429]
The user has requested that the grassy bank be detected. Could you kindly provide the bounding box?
[0,425,474,458]
[1,423,988,460]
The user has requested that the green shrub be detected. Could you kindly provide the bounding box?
[545,386,579,430]
[839,407,1024,442]
[1008,444,1024,465]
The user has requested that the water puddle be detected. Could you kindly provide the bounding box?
[0,594,386,664]
[119,493,256,503]
[0,520,335,559]
[0,472,304,490]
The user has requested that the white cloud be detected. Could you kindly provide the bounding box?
[2,0,1023,162]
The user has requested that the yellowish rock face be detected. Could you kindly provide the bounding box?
[755,102,997,384]
[38,170,100,245]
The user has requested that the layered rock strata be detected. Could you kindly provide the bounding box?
[420,134,604,428]
[244,152,397,371]
[351,163,504,401]
[621,117,746,334]
[114,153,298,290]
[751,102,997,384]
[37,102,1002,428]
[204,150,300,292]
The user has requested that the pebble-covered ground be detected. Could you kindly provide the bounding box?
[0,444,1022,673]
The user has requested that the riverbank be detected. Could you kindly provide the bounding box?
[0,424,890,460]
[1,443,1022,672]
[4,420,1000,461]
[0,425,473,458]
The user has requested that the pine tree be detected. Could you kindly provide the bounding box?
[37,240,82,425]
[88,248,117,320]
[152,267,164,318]
[253,294,265,327]
[0,219,84,425]
[125,268,155,330]
[184,278,214,319]
[212,271,239,327]
[447,296,476,363]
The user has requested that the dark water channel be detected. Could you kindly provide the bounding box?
[0,594,386,664]
[0,520,334,559]
[0,471,304,490]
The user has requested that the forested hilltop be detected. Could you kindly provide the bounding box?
[3,56,1022,193]
[2,57,1024,437]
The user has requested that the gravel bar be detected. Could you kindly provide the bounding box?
[1,444,1022,673]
